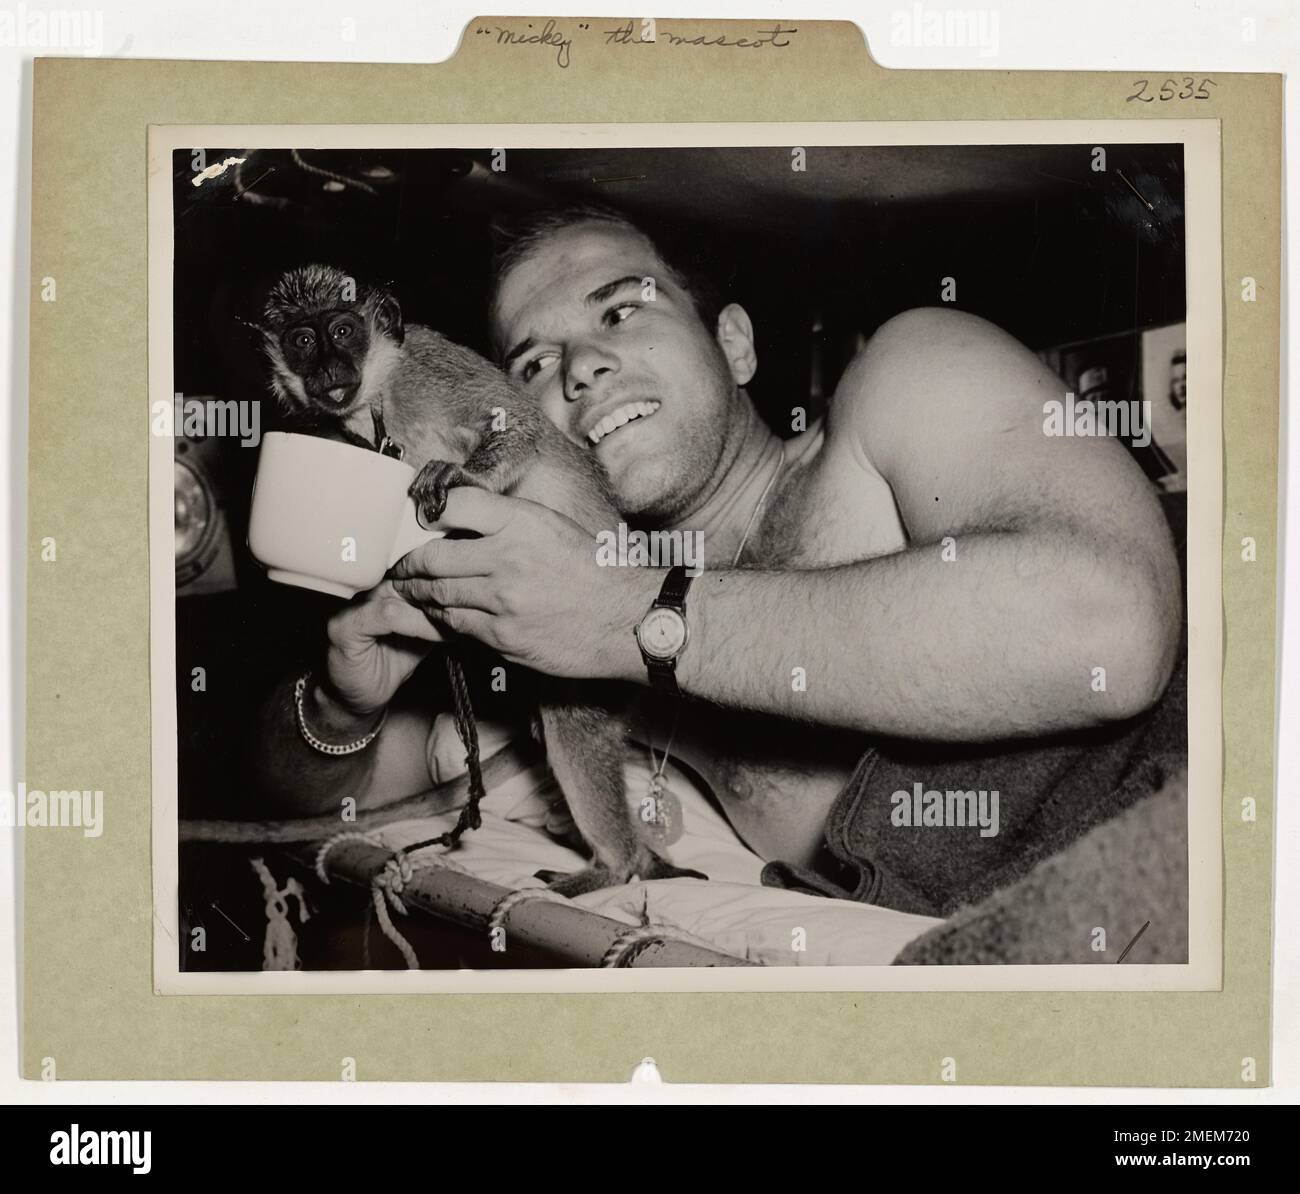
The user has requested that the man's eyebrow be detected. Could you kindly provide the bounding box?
[501,335,537,371]
[501,274,656,368]
[584,274,649,306]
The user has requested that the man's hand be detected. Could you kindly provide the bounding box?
[388,487,649,682]
[324,578,445,718]
[250,579,450,818]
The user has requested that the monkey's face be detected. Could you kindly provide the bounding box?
[278,310,371,412]
[260,266,405,425]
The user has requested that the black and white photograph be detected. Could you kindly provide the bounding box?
[153,123,1219,985]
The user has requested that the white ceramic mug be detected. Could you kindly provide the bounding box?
[247,431,444,599]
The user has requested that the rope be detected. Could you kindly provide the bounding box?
[394,655,487,856]
[307,653,485,863]
[600,918,741,968]
[314,831,383,885]
[487,888,740,967]
[486,887,573,940]
[249,857,310,971]
[315,829,474,970]
[370,854,420,969]
[290,148,379,196]
[601,924,672,967]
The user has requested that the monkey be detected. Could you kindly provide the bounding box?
[247,263,706,896]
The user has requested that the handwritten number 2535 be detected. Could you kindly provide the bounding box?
[1128,77,1216,102]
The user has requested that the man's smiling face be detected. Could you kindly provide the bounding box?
[491,221,753,523]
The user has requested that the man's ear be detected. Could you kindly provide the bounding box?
[714,302,757,386]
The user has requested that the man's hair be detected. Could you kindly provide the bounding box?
[488,201,726,355]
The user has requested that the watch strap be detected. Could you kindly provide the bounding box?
[646,656,679,695]
[656,564,693,611]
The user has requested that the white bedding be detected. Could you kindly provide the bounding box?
[365,713,942,966]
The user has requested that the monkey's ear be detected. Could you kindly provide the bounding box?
[374,293,404,346]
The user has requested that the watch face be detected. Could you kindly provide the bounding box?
[638,607,688,660]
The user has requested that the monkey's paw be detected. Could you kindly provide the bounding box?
[410,459,477,525]
[536,855,708,897]
[536,865,619,898]
[641,854,709,884]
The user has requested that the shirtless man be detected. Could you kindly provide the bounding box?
[254,205,1181,880]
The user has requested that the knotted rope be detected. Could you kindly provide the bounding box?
[384,655,488,860]
[249,856,311,971]
[304,659,492,970]
[314,830,476,969]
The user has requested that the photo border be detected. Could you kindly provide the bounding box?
[23,23,1278,1084]
[148,119,1221,998]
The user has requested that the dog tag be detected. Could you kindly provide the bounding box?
[641,776,685,847]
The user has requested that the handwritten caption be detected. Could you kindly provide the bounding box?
[474,19,798,70]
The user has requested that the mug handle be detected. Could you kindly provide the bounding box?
[387,497,446,568]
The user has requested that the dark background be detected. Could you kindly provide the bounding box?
[172,143,1186,968]
[175,143,1186,418]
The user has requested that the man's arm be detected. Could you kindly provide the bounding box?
[251,673,441,817]
[389,308,1181,742]
[673,307,1182,738]
[251,580,445,816]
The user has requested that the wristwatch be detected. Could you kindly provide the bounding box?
[634,565,694,695]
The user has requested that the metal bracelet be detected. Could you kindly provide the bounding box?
[294,673,386,757]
